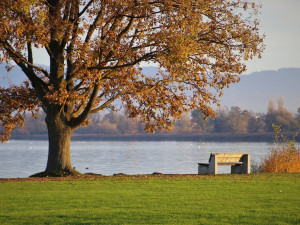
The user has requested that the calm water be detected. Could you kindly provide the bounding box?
[0,140,295,178]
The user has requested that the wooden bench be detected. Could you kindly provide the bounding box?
[198,153,250,175]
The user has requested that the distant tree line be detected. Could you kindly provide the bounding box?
[192,97,299,134]
[12,97,300,136]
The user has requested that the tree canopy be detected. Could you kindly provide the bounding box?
[0,0,264,142]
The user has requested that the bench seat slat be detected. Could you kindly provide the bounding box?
[218,162,242,166]
[199,162,242,166]
[198,163,209,166]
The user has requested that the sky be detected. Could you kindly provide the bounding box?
[33,0,300,74]
[245,0,300,74]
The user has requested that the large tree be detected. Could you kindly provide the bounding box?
[0,0,264,175]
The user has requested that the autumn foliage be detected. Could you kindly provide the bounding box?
[0,82,39,141]
[0,0,264,173]
[258,125,300,173]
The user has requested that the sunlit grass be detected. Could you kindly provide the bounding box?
[1,174,300,224]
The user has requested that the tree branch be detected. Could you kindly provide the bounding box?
[27,41,33,72]
[117,13,135,41]
[84,4,104,43]
[68,83,101,128]
[88,51,157,70]
[78,0,95,18]
[0,40,49,89]
[90,90,128,113]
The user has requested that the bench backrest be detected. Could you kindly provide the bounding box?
[209,153,247,163]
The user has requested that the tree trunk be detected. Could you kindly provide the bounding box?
[45,113,73,173]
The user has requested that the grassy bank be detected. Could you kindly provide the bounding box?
[1,174,300,224]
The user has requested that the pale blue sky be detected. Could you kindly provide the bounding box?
[245,0,300,73]
[33,0,300,74]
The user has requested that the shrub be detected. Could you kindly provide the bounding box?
[258,124,300,173]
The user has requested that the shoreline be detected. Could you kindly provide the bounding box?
[1,172,299,182]
[10,132,299,142]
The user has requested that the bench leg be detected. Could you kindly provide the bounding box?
[198,156,217,175]
[198,155,218,175]
[198,165,210,175]
[209,155,217,174]
[231,165,242,174]
[243,154,251,174]
[231,154,251,174]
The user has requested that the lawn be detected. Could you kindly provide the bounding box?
[0,173,299,225]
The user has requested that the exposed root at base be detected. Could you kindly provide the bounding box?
[30,169,82,177]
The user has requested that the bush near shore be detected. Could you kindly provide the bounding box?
[254,125,300,173]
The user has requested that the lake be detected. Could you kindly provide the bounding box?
[0,140,295,178]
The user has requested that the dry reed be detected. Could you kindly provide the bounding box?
[259,125,300,173]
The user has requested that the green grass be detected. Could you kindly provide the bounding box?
[1,173,300,225]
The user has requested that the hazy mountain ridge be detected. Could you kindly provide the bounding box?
[143,67,300,114]
[221,68,300,113]
[1,63,299,113]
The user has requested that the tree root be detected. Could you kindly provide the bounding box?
[30,169,83,177]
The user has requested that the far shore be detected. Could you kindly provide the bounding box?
[10,132,300,142]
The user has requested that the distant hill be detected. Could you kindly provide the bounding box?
[1,63,299,114]
[221,68,300,114]
[142,67,300,114]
